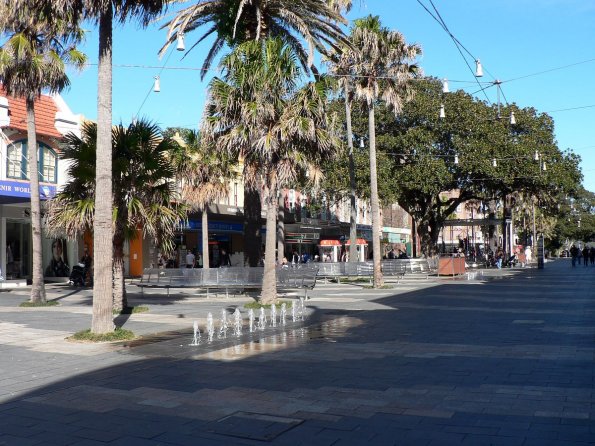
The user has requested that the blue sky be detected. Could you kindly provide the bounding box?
[61,0,595,192]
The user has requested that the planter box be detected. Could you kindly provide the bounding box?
[438,257,466,276]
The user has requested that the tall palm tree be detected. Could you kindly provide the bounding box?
[173,129,235,269]
[341,15,421,287]
[46,119,187,311]
[160,0,349,78]
[202,38,339,303]
[32,0,169,332]
[0,3,85,304]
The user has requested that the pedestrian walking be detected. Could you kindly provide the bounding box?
[570,244,579,267]
[582,246,590,267]
[590,246,595,266]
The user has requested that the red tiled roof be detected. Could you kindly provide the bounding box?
[0,85,62,138]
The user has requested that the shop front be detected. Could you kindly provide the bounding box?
[284,223,321,261]
[180,218,245,267]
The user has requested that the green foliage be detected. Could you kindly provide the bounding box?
[245,300,292,309]
[113,305,149,315]
[321,78,583,255]
[46,119,188,257]
[69,327,135,342]
[19,300,59,307]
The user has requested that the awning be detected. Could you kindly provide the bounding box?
[346,238,368,245]
[319,239,341,246]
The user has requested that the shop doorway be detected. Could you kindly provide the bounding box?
[6,220,31,279]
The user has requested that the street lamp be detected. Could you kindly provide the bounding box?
[176,33,186,51]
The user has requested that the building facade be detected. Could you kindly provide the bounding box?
[0,86,81,281]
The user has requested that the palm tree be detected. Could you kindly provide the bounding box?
[46,120,187,311]
[160,0,349,78]
[172,129,236,269]
[340,15,421,287]
[202,38,339,303]
[0,3,85,304]
[33,0,169,332]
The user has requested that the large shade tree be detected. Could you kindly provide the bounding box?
[202,38,339,303]
[0,3,85,304]
[46,120,186,311]
[338,15,421,287]
[323,79,583,256]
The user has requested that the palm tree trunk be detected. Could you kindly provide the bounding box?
[345,82,357,263]
[201,207,209,269]
[92,5,115,334]
[368,103,383,288]
[112,229,126,311]
[244,186,262,266]
[277,193,285,262]
[260,183,277,304]
[25,98,46,304]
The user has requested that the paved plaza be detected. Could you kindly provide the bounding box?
[0,260,594,445]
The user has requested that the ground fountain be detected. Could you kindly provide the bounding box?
[233,308,242,337]
[271,303,277,328]
[248,308,255,332]
[190,320,201,346]
[206,312,214,343]
[258,307,267,330]
[192,299,307,346]
[219,309,228,338]
[280,303,287,325]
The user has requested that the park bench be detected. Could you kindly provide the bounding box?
[134,265,317,299]
[317,261,375,284]
[277,265,319,299]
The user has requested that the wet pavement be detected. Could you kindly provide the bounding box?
[0,260,594,445]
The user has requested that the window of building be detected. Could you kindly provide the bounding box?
[6,141,57,183]
[7,142,24,179]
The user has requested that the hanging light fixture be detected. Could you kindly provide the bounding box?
[439,104,445,119]
[475,59,484,77]
[442,78,450,93]
[510,111,516,125]
[534,150,539,161]
[153,76,161,93]
[360,137,364,149]
[176,32,185,51]
[492,158,497,167]
[454,154,459,165]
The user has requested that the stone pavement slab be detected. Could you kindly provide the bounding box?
[0,260,594,444]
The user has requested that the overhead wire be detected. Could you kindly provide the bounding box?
[415,0,491,104]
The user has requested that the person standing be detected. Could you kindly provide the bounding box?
[524,245,532,267]
[583,246,590,267]
[197,252,203,268]
[590,246,595,266]
[570,244,579,267]
[185,250,195,268]
[220,249,231,267]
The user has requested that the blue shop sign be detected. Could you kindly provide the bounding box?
[183,220,244,233]
[0,180,56,199]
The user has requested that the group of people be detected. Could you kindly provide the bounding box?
[385,247,409,260]
[175,248,232,268]
[569,245,595,267]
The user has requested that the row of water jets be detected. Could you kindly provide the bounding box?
[190,297,306,346]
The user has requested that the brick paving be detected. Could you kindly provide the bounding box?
[0,260,594,445]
